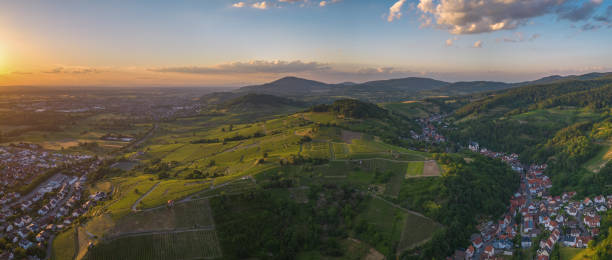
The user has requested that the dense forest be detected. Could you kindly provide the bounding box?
[211,184,368,259]
[400,154,519,259]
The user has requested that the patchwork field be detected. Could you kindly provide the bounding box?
[397,212,441,252]
[112,199,215,236]
[86,229,222,260]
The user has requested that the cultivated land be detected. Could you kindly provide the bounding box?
[69,105,444,259]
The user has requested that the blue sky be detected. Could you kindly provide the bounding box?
[0,0,611,86]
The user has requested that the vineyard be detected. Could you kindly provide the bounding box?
[86,229,222,260]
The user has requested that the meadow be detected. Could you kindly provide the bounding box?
[51,228,76,260]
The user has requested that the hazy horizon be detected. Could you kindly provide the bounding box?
[1,0,611,86]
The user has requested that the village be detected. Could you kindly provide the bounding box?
[0,145,105,259]
[450,143,611,260]
[410,113,448,143]
[0,144,94,189]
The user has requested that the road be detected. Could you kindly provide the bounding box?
[123,123,158,151]
[131,182,160,212]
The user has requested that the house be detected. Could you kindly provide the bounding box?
[465,245,474,259]
[35,231,46,242]
[472,236,483,249]
[18,240,33,249]
[566,207,578,217]
[583,197,593,207]
[562,235,577,247]
[483,245,494,258]
[594,195,605,204]
[596,205,607,212]
[522,237,532,248]
[584,216,601,228]
[17,230,28,239]
[555,214,564,224]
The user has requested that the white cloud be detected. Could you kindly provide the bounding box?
[232,2,245,8]
[473,40,483,48]
[388,0,407,22]
[498,32,541,43]
[413,0,607,34]
[252,1,268,10]
[320,1,327,7]
[445,38,453,46]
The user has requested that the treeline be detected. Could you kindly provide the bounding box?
[401,155,519,259]
[456,78,612,117]
[516,84,612,114]
[189,132,265,144]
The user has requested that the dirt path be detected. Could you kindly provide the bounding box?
[368,193,431,220]
[131,182,160,212]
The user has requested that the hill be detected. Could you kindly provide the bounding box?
[447,74,612,197]
[238,76,332,96]
[310,99,389,119]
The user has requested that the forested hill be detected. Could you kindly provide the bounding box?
[455,76,612,118]
[446,73,612,199]
[310,99,388,119]
[221,93,307,110]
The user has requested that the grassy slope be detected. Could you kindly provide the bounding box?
[84,108,437,258]
[51,228,76,260]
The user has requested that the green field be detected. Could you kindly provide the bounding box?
[356,197,406,256]
[112,199,215,236]
[51,228,76,260]
[511,107,601,127]
[397,212,440,252]
[103,175,159,220]
[405,161,425,177]
[560,246,584,260]
[86,229,222,260]
[138,179,211,209]
[583,142,612,172]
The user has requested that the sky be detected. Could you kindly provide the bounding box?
[0,0,611,87]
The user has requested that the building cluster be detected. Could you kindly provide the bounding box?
[0,156,104,259]
[0,144,93,189]
[452,144,610,260]
[411,114,448,143]
[468,142,523,172]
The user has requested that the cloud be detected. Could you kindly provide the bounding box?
[413,0,607,34]
[388,0,407,22]
[232,2,245,8]
[473,40,483,48]
[43,66,103,74]
[557,0,602,22]
[594,5,612,23]
[319,1,327,7]
[251,1,268,10]
[498,32,541,43]
[581,23,602,30]
[445,38,454,46]
[151,60,331,75]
